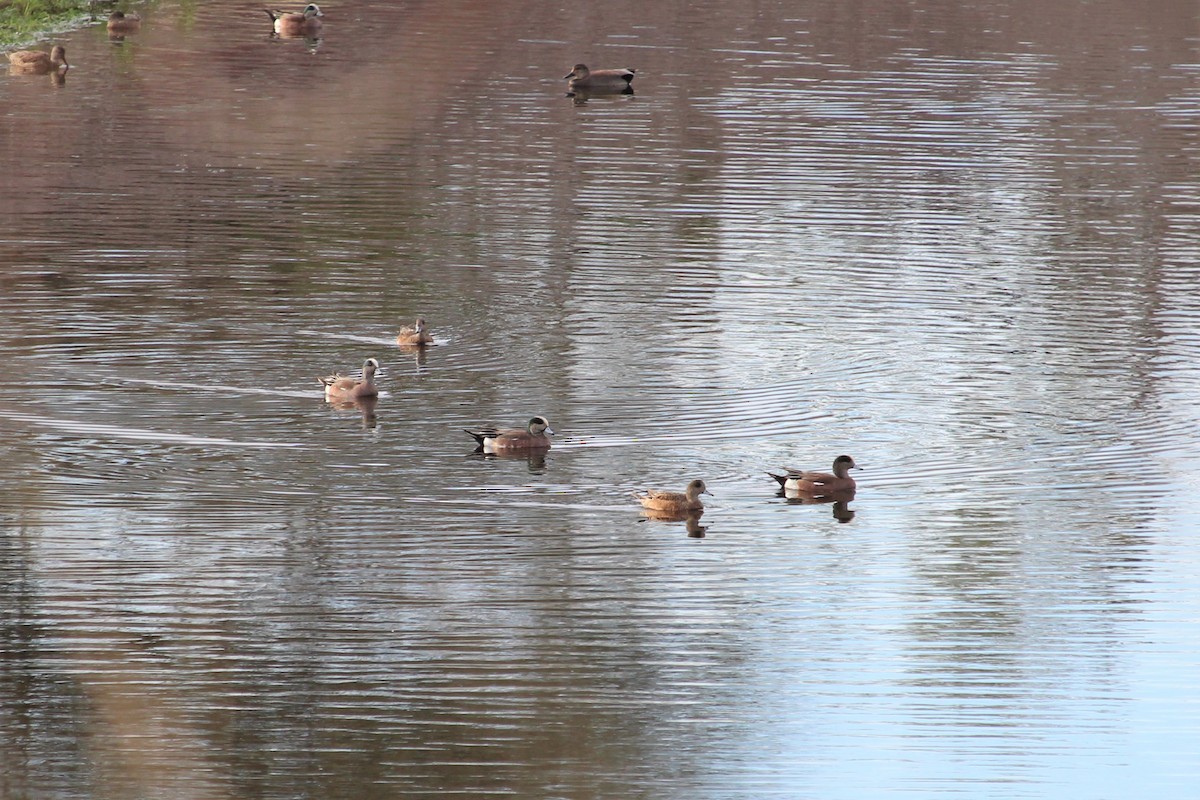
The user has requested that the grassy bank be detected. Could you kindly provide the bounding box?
[0,0,99,49]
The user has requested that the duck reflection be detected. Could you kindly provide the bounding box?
[267,30,322,52]
[776,489,857,523]
[327,395,378,429]
[639,509,708,537]
[466,449,547,474]
[830,500,855,523]
[395,343,428,368]
[567,88,635,106]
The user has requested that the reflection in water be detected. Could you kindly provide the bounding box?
[567,88,635,106]
[1,0,1198,796]
[467,448,548,473]
[778,490,857,524]
[830,499,855,524]
[640,509,708,537]
[327,395,378,428]
[268,33,323,54]
[394,344,429,369]
[8,63,69,86]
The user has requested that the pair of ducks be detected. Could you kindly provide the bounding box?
[7,11,139,75]
[319,318,432,397]
[322,357,555,451]
[636,455,859,516]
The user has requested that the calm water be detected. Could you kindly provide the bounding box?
[2,0,1199,796]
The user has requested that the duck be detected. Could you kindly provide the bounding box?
[8,45,68,74]
[635,479,711,514]
[319,358,380,401]
[106,11,142,33]
[464,416,554,452]
[564,64,635,93]
[767,455,858,496]
[396,317,434,347]
[264,3,323,36]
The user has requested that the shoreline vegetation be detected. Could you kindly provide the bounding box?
[0,0,108,49]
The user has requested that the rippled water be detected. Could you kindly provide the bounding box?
[3,0,1200,796]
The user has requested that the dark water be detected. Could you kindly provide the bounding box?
[2,0,1199,797]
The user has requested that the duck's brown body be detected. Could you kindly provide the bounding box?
[397,318,434,346]
[465,416,554,452]
[635,479,711,513]
[564,64,635,93]
[768,455,858,496]
[321,358,380,401]
[265,4,323,36]
[9,46,68,74]
[107,12,142,33]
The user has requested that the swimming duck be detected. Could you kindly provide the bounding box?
[464,416,554,452]
[564,63,635,93]
[320,358,380,401]
[635,479,711,514]
[264,3,323,36]
[8,45,68,74]
[767,455,858,496]
[106,11,142,33]
[396,317,433,347]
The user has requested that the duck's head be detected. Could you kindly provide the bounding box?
[833,455,858,476]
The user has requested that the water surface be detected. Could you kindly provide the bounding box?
[2,0,1199,797]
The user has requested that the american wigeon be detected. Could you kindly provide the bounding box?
[396,318,433,347]
[767,455,858,496]
[106,11,142,33]
[320,357,380,401]
[8,45,68,74]
[265,3,323,36]
[464,416,554,452]
[635,479,711,514]
[564,64,635,93]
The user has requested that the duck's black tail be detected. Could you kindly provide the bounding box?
[464,429,489,446]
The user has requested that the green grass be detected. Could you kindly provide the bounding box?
[0,0,100,49]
